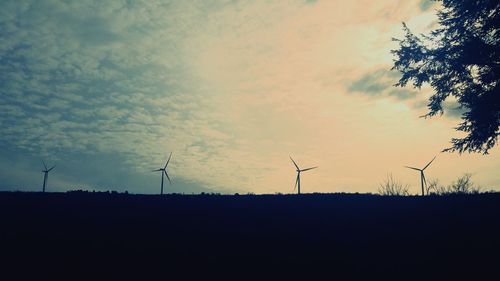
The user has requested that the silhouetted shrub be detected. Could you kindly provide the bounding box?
[427,179,447,195]
[67,190,89,194]
[378,174,410,196]
[447,174,480,194]
[428,174,481,195]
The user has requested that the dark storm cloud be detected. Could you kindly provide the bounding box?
[348,70,388,95]
[419,0,435,11]
[443,101,466,119]
[410,99,466,120]
[347,69,417,100]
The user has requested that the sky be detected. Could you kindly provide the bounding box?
[1,0,499,195]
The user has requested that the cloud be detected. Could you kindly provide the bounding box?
[442,100,466,119]
[0,0,241,192]
[409,95,466,120]
[419,0,435,11]
[348,70,392,95]
[347,69,419,101]
[1,0,498,194]
[388,88,418,100]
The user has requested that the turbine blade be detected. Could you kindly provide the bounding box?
[290,156,299,170]
[293,174,299,191]
[42,161,48,170]
[48,165,56,172]
[164,171,172,184]
[152,169,162,172]
[300,166,318,172]
[404,166,421,171]
[164,152,172,169]
[423,156,436,170]
[422,173,428,188]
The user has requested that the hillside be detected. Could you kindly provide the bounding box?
[1,192,499,279]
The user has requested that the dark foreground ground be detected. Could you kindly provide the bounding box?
[1,192,500,279]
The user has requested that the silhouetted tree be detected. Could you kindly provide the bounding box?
[392,0,500,154]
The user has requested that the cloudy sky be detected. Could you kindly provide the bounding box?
[1,0,499,194]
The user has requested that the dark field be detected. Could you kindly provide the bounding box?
[1,192,500,279]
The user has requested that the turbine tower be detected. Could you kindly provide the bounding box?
[41,161,56,192]
[405,156,436,196]
[153,153,172,195]
[290,156,317,194]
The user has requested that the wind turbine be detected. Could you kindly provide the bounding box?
[404,156,436,196]
[153,153,172,195]
[290,156,317,194]
[41,161,56,192]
